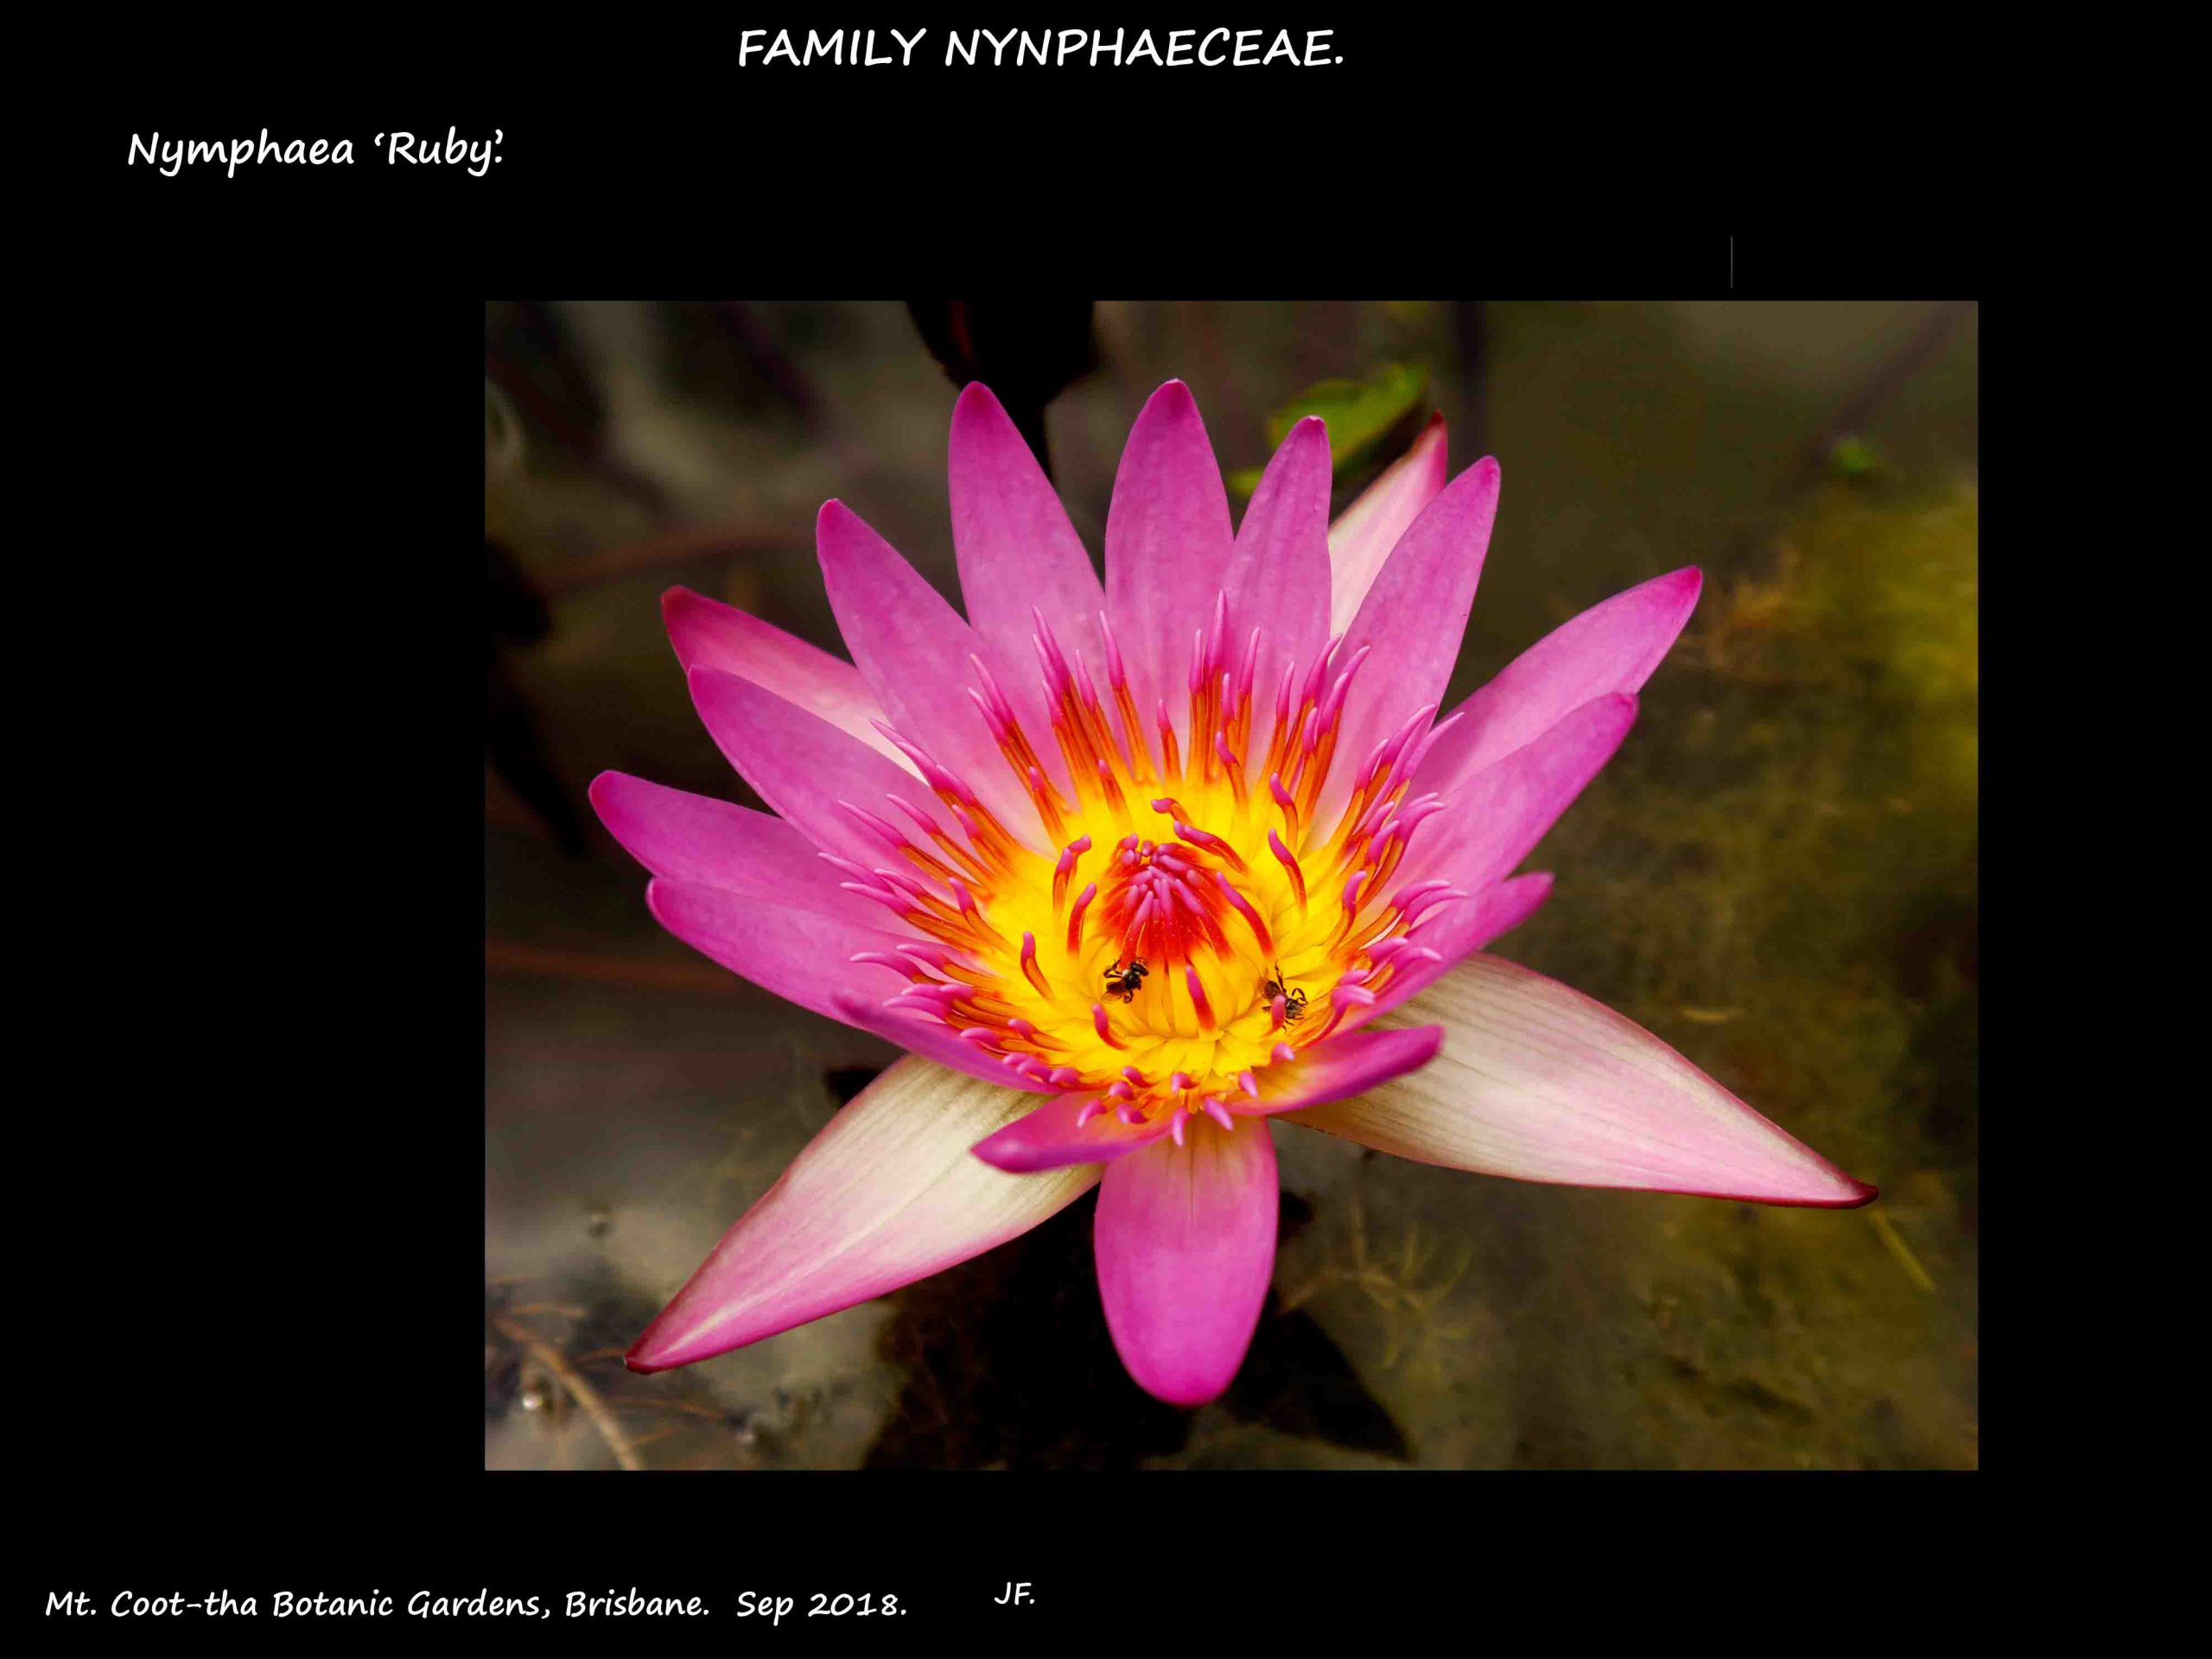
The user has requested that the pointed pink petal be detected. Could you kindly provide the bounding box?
[1392,693,1637,896]
[687,665,969,874]
[1222,416,1332,689]
[1344,874,1554,1027]
[1325,412,1448,633]
[948,381,1101,789]
[970,1091,1171,1172]
[1239,1024,1444,1116]
[602,785,1029,1091]
[1103,380,1235,735]
[815,500,1041,843]
[627,1057,1097,1371]
[1290,956,1876,1207]
[661,586,911,771]
[645,876,914,1027]
[1418,568,1703,796]
[650,879,1037,1092]
[1094,1116,1279,1406]
[589,772,888,929]
[1321,456,1501,825]
[824,993,1055,1093]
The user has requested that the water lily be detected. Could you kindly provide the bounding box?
[591,380,1874,1408]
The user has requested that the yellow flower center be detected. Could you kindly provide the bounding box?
[851,605,1455,1128]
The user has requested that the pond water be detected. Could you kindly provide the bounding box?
[485,299,1977,1469]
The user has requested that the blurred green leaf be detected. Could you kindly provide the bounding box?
[1229,362,1430,497]
[1829,435,1882,479]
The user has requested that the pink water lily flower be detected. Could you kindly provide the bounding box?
[592,380,1873,1407]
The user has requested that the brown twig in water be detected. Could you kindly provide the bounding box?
[532,521,809,596]
[486,941,745,996]
[1790,300,1975,493]
[491,1311,644,1471]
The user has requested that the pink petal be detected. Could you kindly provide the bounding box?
[589,772,888,929]
[1221,416,1332,692]
[686,665,969,874]
[1325,412,1448,633]
[647,878,1037,1092]
[1094,1116,1279,1406]
[627,1056,1097,1371]
[1418,567,1703,796]
[1392,692,1637,896]
[1103,380,1235,737]
[1320,456,1502,826]
[830,994,1055,1095]
[948,381,1102,789]
[661,586,911,771]
[1239,1024,1444,1116]
[815,499,1042,843]
[603,788,1033,1092]
[1344,873,1554,1027]
[645,876,917,1027]
[1289,956,1876,1207]
[970,1091,1171,1173]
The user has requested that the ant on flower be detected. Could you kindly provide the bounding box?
[1103,958,1149,1002]
[1262,964,1307,1023]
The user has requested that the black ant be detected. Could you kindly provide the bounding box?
[1103,958,1148,1002]
[1262,964,1307,1023]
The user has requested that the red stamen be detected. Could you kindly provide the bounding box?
[1185,964,1217,1033]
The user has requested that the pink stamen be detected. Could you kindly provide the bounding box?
[1098,609,1128,690]
[1213,732,1249,809]
[1319,645,1372,726]
[1342,869,1370,920]
[841,882,912,917]
[1391,732,1451,800]
[1173,821,1249,874]
[1268,828,1308,908]
[836,799,914,855]
[887,984,961,1011]
[966,685,1011,743]
[1213,871,1274,955]
[1091,1002,1124,1049]
[1066,881,1096,952]
[849,950,925,981]
[1052,834,1091,911]
[1020,932,1052,998]
[1031,608,1074,695]
[1299,638,1342,712]
[1400,885,1469,926]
